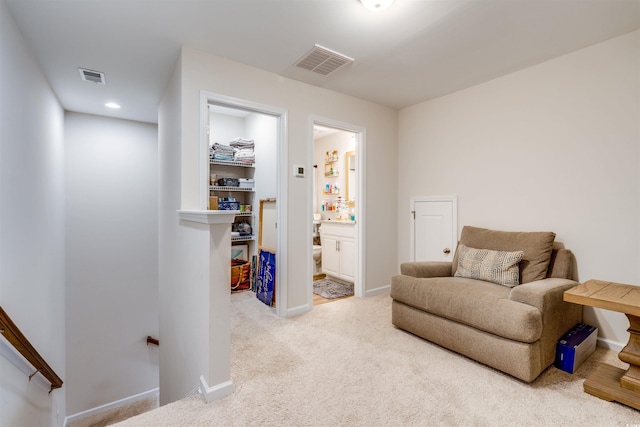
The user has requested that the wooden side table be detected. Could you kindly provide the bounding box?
[564,279,640,410]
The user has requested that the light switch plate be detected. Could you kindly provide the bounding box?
[293,165,305,177]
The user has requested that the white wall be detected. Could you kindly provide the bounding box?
[179,46,398,302]
[0,0,66,425]
[158,47,398,404]
[209,111,245,146]
[64,112,159,416]
[398,30,640,347]
[159,54,207,405]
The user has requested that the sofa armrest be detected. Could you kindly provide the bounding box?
[509,277,583,370]
[400,262,452,278]
[509,278,579,313]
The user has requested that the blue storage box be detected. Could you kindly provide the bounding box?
[218,200,240,210]
[554,323,597,373]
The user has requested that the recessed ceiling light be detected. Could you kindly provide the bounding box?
[105,102,121,109]
[360,0,394,11]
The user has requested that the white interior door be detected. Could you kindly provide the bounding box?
[411,196,457,262]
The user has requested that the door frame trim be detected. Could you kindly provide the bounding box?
[410,196,458,261]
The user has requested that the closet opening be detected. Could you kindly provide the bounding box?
[311,119,365,305]
[202,92,287,315]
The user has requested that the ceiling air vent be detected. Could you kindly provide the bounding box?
[294,45,354,76]
[78,68,106,84]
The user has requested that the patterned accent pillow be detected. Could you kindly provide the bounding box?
[454,244,524,287]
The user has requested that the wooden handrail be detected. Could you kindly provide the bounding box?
[0,306,62,392]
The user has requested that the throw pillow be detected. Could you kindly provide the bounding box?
[451,226,556,284]
[454,244,524,287]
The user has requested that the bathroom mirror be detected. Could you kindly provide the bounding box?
[345,151,356,202]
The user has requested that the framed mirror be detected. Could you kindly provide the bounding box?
[345,151,356,201]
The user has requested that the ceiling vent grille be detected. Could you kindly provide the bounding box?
[78,68,106,84]
[294,45,354,76]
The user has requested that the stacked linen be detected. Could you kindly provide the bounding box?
[235,149,254,163]
[230,137,255,163]
[210,143,235,161]
[230,137,254,149]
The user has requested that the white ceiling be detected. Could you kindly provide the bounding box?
[6,0,640,124]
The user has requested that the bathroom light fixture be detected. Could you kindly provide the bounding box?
[360,0,394,11]
[105,102,120,109]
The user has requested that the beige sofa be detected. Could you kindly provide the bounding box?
[391,226,582,382]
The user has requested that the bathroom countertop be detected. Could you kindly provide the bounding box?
[321,219,355,225]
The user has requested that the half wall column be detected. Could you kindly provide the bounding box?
[177,210,235,402]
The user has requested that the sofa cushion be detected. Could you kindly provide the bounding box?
[390,275,543,343]
[454,244,524,287]
[547,247,573,279]
[452,226,556,284]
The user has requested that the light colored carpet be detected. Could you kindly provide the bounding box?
[114,292,640,426]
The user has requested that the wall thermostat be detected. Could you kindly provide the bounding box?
[293,165,305,177]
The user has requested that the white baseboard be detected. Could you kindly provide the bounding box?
[64,388,158,426]
[365,284,390,297]
[199,375,233,403]
[597,337,625,353]
[287,303,312,317]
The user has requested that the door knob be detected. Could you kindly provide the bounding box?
[443,248,451,254]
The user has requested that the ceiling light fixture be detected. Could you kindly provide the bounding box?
[105,102,121,109]
[360,0,394,11]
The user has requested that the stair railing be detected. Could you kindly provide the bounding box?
[0,306,63,392]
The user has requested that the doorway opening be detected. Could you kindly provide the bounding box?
[311,118,365,305]
[201,91,288,315]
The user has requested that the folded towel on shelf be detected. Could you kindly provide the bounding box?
[233,147,254,163]
[211,141,255,163]
[229,137,255,149]
[234,158,254,164]
[234,157,254,163]
[212,142,236,154]
[210,143,238,161]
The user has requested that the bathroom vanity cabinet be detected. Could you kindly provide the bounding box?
[320,221,355,283]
